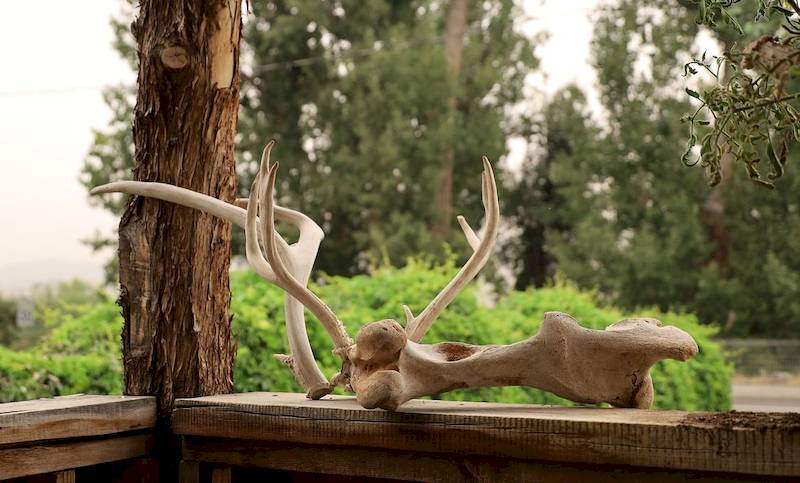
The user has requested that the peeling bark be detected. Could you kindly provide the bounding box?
[118,0,241,423]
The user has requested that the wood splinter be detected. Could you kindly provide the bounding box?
[92,141,698,411]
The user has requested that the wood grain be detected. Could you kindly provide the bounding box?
[55,470,76,483]
[173,392,800,477]
[182,438,792,483]
[0,395,156,446]
[179,460,200,483]
[211,466,232,483]
[0,434,152,480]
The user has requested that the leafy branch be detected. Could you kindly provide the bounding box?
[682,1,800,187]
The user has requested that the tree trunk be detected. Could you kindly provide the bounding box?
[119,0,240,423]
[701,39,735,273]
[432,0,469,241]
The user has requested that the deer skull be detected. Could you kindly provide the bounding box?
[92,142,698,411]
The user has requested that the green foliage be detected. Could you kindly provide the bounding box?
[0,348,122,402]
[501,86,589,289]
[681,41,800,188]
[0,264,731,409]
[231,262,731,410]
[682,0,800,187]
[0,300,123,402]
[693,166,800,336]
[30,279,107,311]
[511,0,713,312]
[237,0,539,274]
[0,295,15,347]
[688,0,798,35]
[507,0,800,338]
[85,1,540,279]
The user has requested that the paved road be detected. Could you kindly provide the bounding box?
[732,384,800,412]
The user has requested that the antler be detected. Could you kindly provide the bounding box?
[404,157,499,342]
[245,146,353,355]
[243,142,346,398]
[90,142,347,398]
[92,143,700,411]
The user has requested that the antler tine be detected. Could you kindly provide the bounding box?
[245,173,277,282]
[259,162,354,352]
[457,215,480,250]
[405,156,499,343]
[249,141,333,398]
[243,141,296,282]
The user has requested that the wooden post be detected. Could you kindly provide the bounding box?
[118,0,242,477]
[178,461,200,483]
[211,466,232,483]
[54,471,76,483]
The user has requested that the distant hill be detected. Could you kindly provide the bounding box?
[0,259,104,295]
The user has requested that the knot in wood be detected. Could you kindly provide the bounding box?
[160,46,189,69]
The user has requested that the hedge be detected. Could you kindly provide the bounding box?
[0,261,732,410]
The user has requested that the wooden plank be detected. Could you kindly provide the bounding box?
[55,470,76,483]
[0,434,153,480]
[18,470,79,483]
[75,457,160,483]
[211,466,231,483]
[173,392,800,477]
[0,395,156,446]
[181,438,790,483]
[178,460,200,483]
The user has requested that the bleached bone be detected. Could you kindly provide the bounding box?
[348,313,698,411]
[92,141,699,410]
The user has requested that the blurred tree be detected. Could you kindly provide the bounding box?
[0,296,15,346]
[237,0,539,274]
[549,0,712,311]
[432,0,469,242]
[502,87,594,289]
[29,279,105,310]
[85,0,540,279]
[509,0,800,338]
[508,0,709,302]
[681,1,800,336]
[80,0,137,283]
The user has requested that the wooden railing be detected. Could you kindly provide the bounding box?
[172,392,800,482]
[0,395,156,481]
[2,392,799,482]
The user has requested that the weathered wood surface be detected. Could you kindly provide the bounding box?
[181,438,789,483]
[0,395,156,445]
[173,392,800,478]
[0,434,152,480]
[178,460,200,483]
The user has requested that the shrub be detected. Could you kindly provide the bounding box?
[231,261,732,410]
[0,300,123,402]
[0,262,732,410]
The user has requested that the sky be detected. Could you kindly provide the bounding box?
[0,0,599,291]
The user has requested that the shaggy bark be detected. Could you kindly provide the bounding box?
[118,0,241,421]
